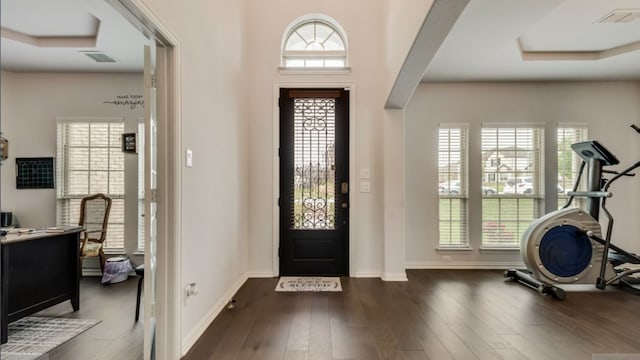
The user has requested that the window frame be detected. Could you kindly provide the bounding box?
[137,120,145,252]
[480,124,545,248]
[56,117,126,251]
[437,124,470,248]
[281,16,349,71]
[557,124,588,210]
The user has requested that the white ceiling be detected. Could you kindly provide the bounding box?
[2,0,639,81]
[423,0,640,82]
[0,0,148,73]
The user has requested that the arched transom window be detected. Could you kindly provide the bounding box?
[283,19,348,68]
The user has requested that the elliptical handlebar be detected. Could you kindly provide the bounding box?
[602,169,635,176]
[595,125,640,289]
[602,124,640,191]
[565,124,640,212]
[604,160,640,191]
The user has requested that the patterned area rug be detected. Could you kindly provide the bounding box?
[1,317,100,360]
[275,276,342,292]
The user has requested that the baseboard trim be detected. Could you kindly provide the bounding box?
[406,261,526,269]
[246,271,275,278]
[181,272,248,356]
[352,271,382,278]
[381,272,408,282]
[352,271,408,281]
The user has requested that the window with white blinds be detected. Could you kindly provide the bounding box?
[56,121,125,250]
[137,122,145,251]
[481,126,544,246]
[557,125,588,209]
[438,126,468,247]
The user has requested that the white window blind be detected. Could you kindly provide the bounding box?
[481,126,544,246]
[56,121,125,250]
[438,126,468,247]
[557,125,588,209]
[137,122,145,251]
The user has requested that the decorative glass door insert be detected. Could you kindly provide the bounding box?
[292,97,336,230]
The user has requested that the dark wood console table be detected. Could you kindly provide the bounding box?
[1,229,82,344]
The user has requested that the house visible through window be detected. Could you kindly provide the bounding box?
[56,120,125,250]
[481,126,544,247]
[282,18,347,68]
[438,126,468,247]
[557,125,588,209]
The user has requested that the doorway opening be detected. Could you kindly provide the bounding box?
[279,88,350,276]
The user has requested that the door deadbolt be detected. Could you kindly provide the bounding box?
[341,182,349,194]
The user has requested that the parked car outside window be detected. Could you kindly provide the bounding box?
[439,180,462,194]
[439,181,497,195]
[502,177,534,194]
[502,177,565,194]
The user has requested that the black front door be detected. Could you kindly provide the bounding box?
[279,88,349,276]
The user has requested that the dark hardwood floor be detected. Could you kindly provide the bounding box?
[33,276,143,360]
[184,270,640,360]
[19,270,640,359]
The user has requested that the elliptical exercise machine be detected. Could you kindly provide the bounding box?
[505,124,640,300]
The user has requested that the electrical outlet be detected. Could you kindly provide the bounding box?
[442,255,452,262]
[185,282,198,297]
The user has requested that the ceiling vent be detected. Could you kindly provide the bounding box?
[596,9,640,23]
[81,52,117,63]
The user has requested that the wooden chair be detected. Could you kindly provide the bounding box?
[79,193,112,274]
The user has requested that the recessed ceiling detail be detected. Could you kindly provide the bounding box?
[422,0,640,82]
[517,3,640,62]
[0,10,101,48]
[1,26,99,48]
[518,38,640,61]
[597,9,640,23]
[1,0,149,73]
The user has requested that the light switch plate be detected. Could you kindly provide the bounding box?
[186,149,193,168]
[360,168,370,179]
[360,181,370,193]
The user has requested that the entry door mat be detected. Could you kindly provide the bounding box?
[1,316,100,360]
[275,277,342,292]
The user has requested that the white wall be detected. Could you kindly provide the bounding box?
[405,81,640,267]
[137,0,250,353]
[138,0,432,351]
[246,0,391,278]
[383,0,434,86]
[0,71,143,256]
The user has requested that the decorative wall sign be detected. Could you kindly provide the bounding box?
[16,157,55,189]
[103,94,144,110]
[122,133,137,153]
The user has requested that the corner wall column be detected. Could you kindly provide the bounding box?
[382,109,408,281]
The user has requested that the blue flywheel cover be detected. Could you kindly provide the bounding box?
[538,225,592,278]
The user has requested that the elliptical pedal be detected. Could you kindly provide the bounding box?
[619,277,640,294]
[541,285,566,300]
[504,269,566,300]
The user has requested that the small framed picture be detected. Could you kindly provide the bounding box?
[122,133,137,153]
